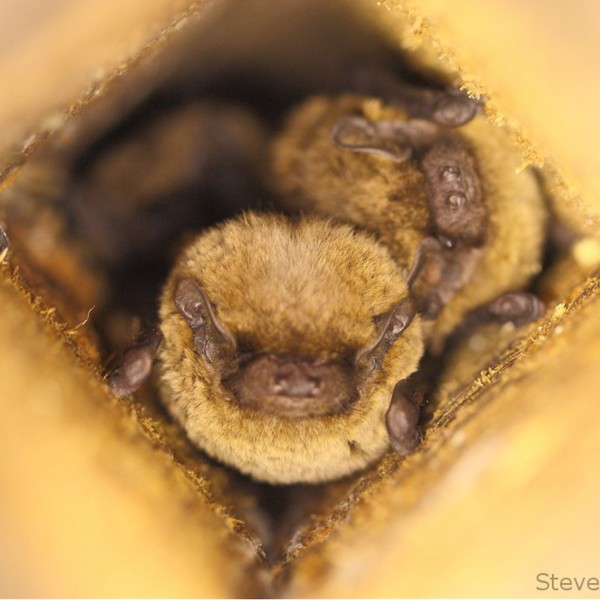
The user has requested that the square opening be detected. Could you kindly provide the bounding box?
[1,1,598,593]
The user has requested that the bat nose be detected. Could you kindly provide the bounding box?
[272,361,324,398]
[224,354,357,418]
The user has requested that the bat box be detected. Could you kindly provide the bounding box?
[0,1,599,597]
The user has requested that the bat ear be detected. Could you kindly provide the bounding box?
[331,115,412,163]
[174,278,237,351]
[174,278,206,328]
[355,296,416,366]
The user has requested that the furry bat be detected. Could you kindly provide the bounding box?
[109,91,547,484]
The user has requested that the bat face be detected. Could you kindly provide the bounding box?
[157,214,425,483]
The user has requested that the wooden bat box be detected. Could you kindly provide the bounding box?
[1,1,599,597]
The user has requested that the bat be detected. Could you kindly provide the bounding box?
[108,90,546,483]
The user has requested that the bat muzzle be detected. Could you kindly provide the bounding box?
[224,355,357,418]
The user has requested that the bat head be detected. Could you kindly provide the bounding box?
[157,213,424,483]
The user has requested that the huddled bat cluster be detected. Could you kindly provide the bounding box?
[110,93,545,484]
[6,1,549,484]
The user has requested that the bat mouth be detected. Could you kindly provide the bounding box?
[223,354,358,418]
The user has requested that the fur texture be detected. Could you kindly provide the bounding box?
[157,95,547,484]
[158,215,423,483]
[271,95,547,350]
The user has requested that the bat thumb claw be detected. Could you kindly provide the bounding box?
[108,346,155,397]
[386,385,421,456]
[432,90,482,127]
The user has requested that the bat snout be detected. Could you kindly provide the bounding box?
[271,361,324,398]
[224,355,357,418]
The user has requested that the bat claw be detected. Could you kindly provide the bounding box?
[386,381,421,456]
[487,292,545,326]
[107,326,162,397]
[432,89,482,127]
[108,346,154,397]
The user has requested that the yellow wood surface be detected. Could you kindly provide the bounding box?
[0,0,200,153]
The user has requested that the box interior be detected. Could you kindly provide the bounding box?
[1,1,598,595]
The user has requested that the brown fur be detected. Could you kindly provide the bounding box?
[157,95,546,484]
[158,215,423,483]
[270,95,547,349]
[271,96,431,271]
